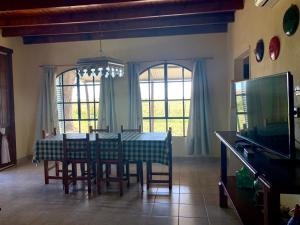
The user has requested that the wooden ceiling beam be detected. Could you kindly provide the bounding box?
[0,0,243,27]
[2,12,234,37]
[23,24,228,44]
[0,0,200,12]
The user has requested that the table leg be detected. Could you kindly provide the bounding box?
[220,142,228,208]
[44,160,49,184]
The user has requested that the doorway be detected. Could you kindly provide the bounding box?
[0,46,16,169]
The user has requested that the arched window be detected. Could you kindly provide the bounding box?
[139,63,191,136]
[56,69,100,133]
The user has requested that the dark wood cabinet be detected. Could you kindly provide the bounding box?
[0,46,16,169]
[216,131,300,225]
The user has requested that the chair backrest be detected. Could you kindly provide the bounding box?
[63,133,90,161]
[120,125,141,133]
[42,128,57,139]
[89,125,109,133]
[95,133,122,161]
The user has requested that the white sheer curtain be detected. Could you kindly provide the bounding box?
[186,59,212,155]
[34,66,58,141]
[127,62,142,129]
[1,128,10,164]
[98,76,118,132]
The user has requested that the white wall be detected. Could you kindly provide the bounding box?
[0,33,230,159]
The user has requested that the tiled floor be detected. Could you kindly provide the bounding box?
[0,158,242,225]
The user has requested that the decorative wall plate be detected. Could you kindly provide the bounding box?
[269,36,280,61]
[283,5,299,36]
[255,39,264,62]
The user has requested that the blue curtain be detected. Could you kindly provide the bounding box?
[127,62,142,129]
[34,66,58,140]
[186,59,212,155]
[98,76,118,132]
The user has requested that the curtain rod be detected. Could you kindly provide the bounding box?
[131,56,214,64]
[39,57,214,68]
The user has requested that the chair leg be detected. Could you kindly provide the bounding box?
[126,162,130,188]
[136,162,140,182]
[63,161,69,194]
[97,161,102,195]
[118,162,123,196]
[80,163,85,176]
[72,163,77,185]
[169,160,172,190]
[146,161,152,190]
[87,163,92,194]
[105,164,110,187]
[139,161,144,190]
[55,161,60,177]
[44,160,49,184]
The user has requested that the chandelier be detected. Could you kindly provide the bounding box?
[77,40,124,78]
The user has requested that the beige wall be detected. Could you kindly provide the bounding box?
[0,33,230,160]
[0,36,42,160]
[227,0,300,201]
[228,0,300,152]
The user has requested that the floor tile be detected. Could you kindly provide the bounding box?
[0,158,241,225]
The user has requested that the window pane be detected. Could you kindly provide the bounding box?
[56,86,63,103]
[64,103,78,119]
[59,121,64,133]
[142,101,150,117]
[168,119,183,136]
[79,85,94,102]
[63,71,77,85]
[168,82,183,100]
[65,121,79,133]
[151,82,165,100]
[81,103,95,119]
[184,119,189,136]
[79,74,94,85]
[150,101,165,117]
[139,70,148,81]
[94,85,100,101]
[236,95,247,113]
[95,103,100,119]
[80,121,90,133]
[168,101,183,117]
[168,64,182,81]
[150,65,164,81]
[143,119,150,132]
[56,75,63,86]
[57,103,64,120]
[63,86,77,102]
[184,100,190,117]
[152,119,166,132]
[184,81,191,99]
[94,76,101,84]
[184,68,192,80]
[140,83,149,100]
[237,114,248,131]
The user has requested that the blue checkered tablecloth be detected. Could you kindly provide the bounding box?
[34,132,170,165]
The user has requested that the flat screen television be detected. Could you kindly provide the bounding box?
[235,72,295,159]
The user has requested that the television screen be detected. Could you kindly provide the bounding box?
[235,72,294,159]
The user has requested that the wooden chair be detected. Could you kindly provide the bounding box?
[95,133,128,196]
[147,127,172,190]
[89,125,109,133]
[121,125,143,186]
[42,128,61,184]
[63,133,95,194]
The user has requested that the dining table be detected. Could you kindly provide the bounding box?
[33,132,172,186]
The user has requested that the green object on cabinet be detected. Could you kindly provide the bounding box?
[236,166,254,189]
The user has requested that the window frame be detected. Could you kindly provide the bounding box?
[56,68,100,133]
[140,63,191,136]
